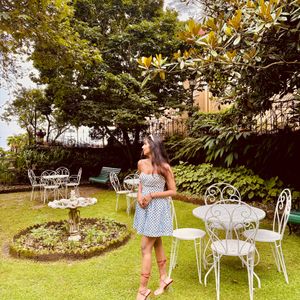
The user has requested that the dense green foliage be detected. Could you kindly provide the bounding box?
[141,0,300,115]
[173,162,285,203]
[0,0,101,82]
[32,1,187,160]
[0,144,142,185]
[165,108,300,189]
[166,109,252,167]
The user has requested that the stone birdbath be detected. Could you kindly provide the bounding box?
[48,190,97,241]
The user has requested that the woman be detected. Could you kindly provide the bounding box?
[134,134,177,300]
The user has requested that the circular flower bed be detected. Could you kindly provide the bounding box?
[10,218,131,261]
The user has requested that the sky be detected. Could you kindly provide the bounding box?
[0,0,203,150]
[0,58,37,150]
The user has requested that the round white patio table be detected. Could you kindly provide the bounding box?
[193,203,266,223]
[42,174,69,180]
[48,191,97,241]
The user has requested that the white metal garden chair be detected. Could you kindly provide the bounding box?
[243,188,292,284]
[203,182,242,281]
[204,182,241,205]
[123,173,139,215]
[110,172,130,211]
[65,168,82,198]
[55,166,70,198]
[205,199,259,300]
[28,169,43,201]
[41,170,60,203]
[168,199,206,284]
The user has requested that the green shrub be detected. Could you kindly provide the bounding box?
[173,162,285,203]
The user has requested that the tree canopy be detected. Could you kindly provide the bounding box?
[0,0,101,83]
[139,0,300,116]
[1,87,70,144]
[28,0,188,162]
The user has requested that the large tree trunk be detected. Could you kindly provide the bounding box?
[121,128,134,169]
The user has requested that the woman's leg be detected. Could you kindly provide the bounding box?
[153,237,173,296]
[137,236,156,299]
[154,237,168,280]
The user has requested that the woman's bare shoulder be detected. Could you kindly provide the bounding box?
[138,159,150,171]
[163,162,172,171]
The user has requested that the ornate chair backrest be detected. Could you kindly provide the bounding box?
[123,173,139,192]
[56,167,70,176]
[41,170,58,186]
[28,169,38,185]
[205,199,259,255]
[204,182,241,205]
[56,166,69,184]
[273,188,292,238]
[169,197,178,230]
[110,172,122,192]
[77,167,82,182]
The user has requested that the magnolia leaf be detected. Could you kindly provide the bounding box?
[233,35,241,45]
[180,60,185,69]
[211,50,218,57]
[224,26,233,36]
[159,71,166,80]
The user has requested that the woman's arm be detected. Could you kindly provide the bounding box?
[137,160,144,207]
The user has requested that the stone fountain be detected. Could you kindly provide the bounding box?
[48,190,97,241]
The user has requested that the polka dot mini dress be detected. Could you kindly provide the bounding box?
[133,172,173,237]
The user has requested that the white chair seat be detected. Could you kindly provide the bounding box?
[44,185,60,189]
[173,228,206,241]
[66,182,79,187]
[127,192,137,198]
[117,190,129,195]
[211,239,255,256]
[244,229,281,242]
[32,184,43,188]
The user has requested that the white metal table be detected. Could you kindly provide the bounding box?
[42,174,69,180]
[193,204,266,222]
[42,174,69,200]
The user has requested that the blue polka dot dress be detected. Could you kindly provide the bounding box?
[133,172,173,237]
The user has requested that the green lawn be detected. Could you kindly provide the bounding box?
[0,190,299,300]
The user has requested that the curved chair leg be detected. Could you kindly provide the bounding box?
[204,263,215,286]
[30,187,34,201]
[168,237,177,278]
[115,194,119,211]
[39,186,43,202]
[126,195,130,215]
[194,238,203,284]
[213,252,221,300]
[43,188,47,204]
[271,243,281,272]
[276,241,289,284]
[245,253,255,300]
[253,271,261,289]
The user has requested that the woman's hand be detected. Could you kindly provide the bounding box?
[137,196,144,208]
[141,194,152,208]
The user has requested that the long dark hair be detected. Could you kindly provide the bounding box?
[143,134,170,178]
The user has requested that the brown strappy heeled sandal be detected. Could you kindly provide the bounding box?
[153,277,173,296]
[154,260,173,296]
[137,273,151,300]
[137,288,151,300]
